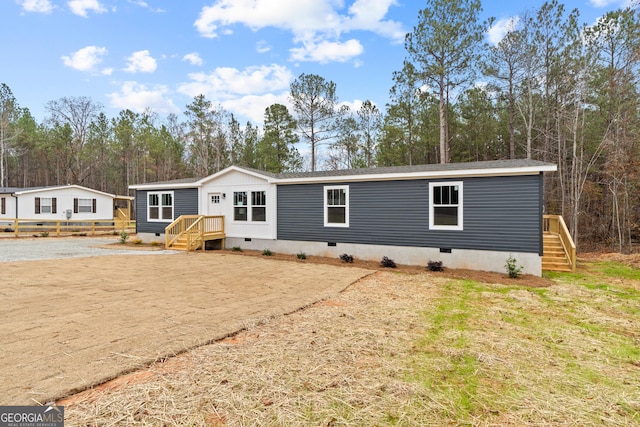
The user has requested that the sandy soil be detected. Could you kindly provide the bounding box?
[0,251,372,405]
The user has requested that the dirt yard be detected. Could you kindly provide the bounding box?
[0,251,372,405]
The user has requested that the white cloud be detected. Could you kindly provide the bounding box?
[124,50,157,73]
[256,40,271,54]
[183,52,203,66]
[193,0,404,63]
[107,81,180,114]
[178,64,293,99]
[290,38,364,63]
[67,0,107,17]
[344,0,405,41]
[61,45,107,72]
[222,93,291,125]
[17,0,54,13]
[487,16,519,45]
[589,0,621,6]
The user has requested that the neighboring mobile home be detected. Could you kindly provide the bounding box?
[0,185,132,226]
[130,159,559,276]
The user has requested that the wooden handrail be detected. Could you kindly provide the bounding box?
[5,218,134,237]
[165,215,200,248]
[165,215,225,250]
[543,214,577,272]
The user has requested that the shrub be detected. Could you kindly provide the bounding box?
[262,249,273,256]
[119,231,129,244]
[297,252,307,260]
[133,238,143,245]
[40,231,49,237]
[231,246,242,252]
[427,260,444,272]
[505,254,524,278]
[380,256,396,268]
[150,241,162,246]
[340,253,354,263]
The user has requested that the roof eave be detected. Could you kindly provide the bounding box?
[129,182,201,190]
[275,164,557,184]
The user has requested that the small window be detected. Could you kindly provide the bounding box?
[251,191,266,222]
[77,198,93,213]
[211,194,220,204]
[1,197,5,215]
[40,197,53,214]
[429,182,463,230]
[234,192,247,221]
[324,185,349,227]
[148,191,173,222]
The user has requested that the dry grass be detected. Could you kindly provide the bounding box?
[61,255,640,426]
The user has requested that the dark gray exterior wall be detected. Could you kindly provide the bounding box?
[135,188,199,234]
[277,174,543,254]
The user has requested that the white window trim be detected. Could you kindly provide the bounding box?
[148,191,174,223]
[40,197,53,214]
[251,191,267,223]
[429,181,463,231]
[233,191,248,222]
[324,185,349,228]
[77,198,93,213]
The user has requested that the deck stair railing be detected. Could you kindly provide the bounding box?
[165,215,225,251]
[542,214,577,272]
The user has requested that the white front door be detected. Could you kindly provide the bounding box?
[207,192,223,216]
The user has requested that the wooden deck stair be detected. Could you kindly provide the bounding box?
[542,215,577,273]
[543,233,572,272]
[165,215,225,251]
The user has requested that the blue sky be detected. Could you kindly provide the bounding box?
[0,0,632,126]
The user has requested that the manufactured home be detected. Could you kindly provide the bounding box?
[130,160,573,276]
[0,185,132,227]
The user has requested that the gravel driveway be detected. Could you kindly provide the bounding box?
[0,236,176,262]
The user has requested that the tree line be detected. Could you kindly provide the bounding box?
[0,0,638,252]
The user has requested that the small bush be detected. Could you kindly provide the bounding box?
[427,260,444,272]
[297,252,307,260]
[119,231,129,244]
[133,238,143,245]
[112,230,119,235]
[150,241,162,246]
[340,253,354,263]
[262,249,273,256]
[40,231,49,237]
[505,254,524,278]
[380,256,396,268]
[231,246,242,252]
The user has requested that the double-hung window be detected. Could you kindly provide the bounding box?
[324,185,349,227]
[75,198,95,213]
[233,192,248,221]
[148,191,173,222]
[251,191,266,222]
[234,191,267,222]
[40,198,53,214]
[429,182,463,230]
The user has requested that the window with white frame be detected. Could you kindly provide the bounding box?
[148,191,173,221]
[234,191,248,221]
[429,182,463,230]
[77,198,93,213]
[324,185,349,227]
[40,197,53,214]
[251,191,266,222]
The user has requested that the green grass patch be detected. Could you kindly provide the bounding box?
[404,269,640,425]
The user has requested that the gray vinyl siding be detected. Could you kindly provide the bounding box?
[135,188,198,234]
[277,174,542,253]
